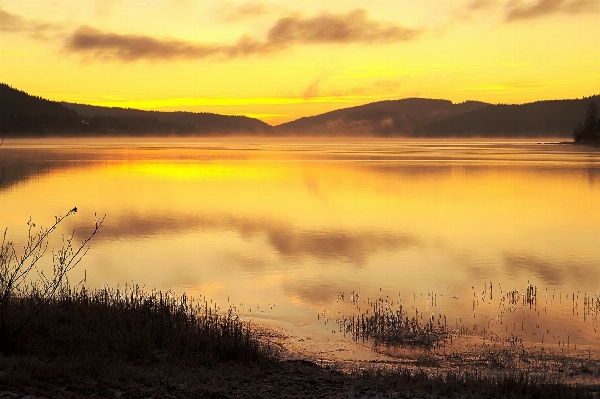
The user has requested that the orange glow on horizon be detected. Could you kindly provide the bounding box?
[0,1,598,124]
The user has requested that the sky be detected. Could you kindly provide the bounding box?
[0,0,599,125]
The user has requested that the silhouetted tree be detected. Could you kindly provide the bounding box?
[572,123,584,142]
[583,102,598,141]
[573,102,599,143]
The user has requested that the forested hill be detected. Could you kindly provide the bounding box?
[275,98,489,136]
[1,82,598,137]
[64,103,270,134]
[0,83,81,134]
[417,96,600,137]
[0,84,269,136]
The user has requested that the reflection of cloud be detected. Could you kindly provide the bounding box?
[64,9,420,62]
[0,7,63,40]
[283,280,339,305]
[265,229,418,265]
[503,252,592,286]
[505,0,598,22]
[71,212,420,266]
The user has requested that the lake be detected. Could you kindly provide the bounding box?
[2,138,600,357]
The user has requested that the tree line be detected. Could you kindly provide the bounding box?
[573,102,600,143]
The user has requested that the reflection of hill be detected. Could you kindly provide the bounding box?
[419,96,600,137]
[276,98,488,135]
[0,148,98,191]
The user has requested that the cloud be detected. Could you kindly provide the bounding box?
[93,0,120,17]
[64,26,272,62]
[0,7,63,40]
[217,1,270,22]
[64,9,420,62]
[303,80,321,99]
[468,0,499,10]
[266,9,417,45]
[505,0,599,21]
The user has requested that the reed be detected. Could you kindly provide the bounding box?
[336,294,448,348]
[2,283,274,365]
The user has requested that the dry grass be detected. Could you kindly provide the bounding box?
[1,284,273,365]
[0,284,598,398]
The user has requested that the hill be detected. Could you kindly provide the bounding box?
[275,98,489,136]
[64,103,270,134]
[0,83,81,134]
[0,84,270,136]
[1,82,598,137]
[418,96,600,137]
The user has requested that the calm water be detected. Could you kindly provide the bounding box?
[2,138,600,351]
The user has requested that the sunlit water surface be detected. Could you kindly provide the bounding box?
[2,138,600,358]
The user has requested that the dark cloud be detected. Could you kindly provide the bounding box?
[0,7,62,40]
[71,212,420,266]
[64,25,271,62]
[64,9,420,62]
[505,0,598,22]
[267,9,417,45]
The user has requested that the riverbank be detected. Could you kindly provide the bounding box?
[1,285,598,398]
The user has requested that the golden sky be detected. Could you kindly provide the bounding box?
[1,0,599,125]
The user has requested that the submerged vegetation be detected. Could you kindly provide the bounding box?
[336,290,449,348]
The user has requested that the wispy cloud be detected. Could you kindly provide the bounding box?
[468,0,499,10]
[64,9,420,62]
[0,7,63,40]
[505,0,599,22]
[303,79,321,99]
[302,77,402,99]
[217,1,270,22]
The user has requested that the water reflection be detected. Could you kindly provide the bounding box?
[503,252,595,287]
[71,212,420,266]
[1,139,600,347]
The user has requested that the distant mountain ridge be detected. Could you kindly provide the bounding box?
[0,83,269,136]
[1,82,598,137]
[64,102,270,134]
[0,84,81,134]
[418,97,600,137]
[275,98,490,136]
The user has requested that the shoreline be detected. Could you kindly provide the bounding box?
[2,285,599,398]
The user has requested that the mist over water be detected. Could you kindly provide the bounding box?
[2,138,600,350]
